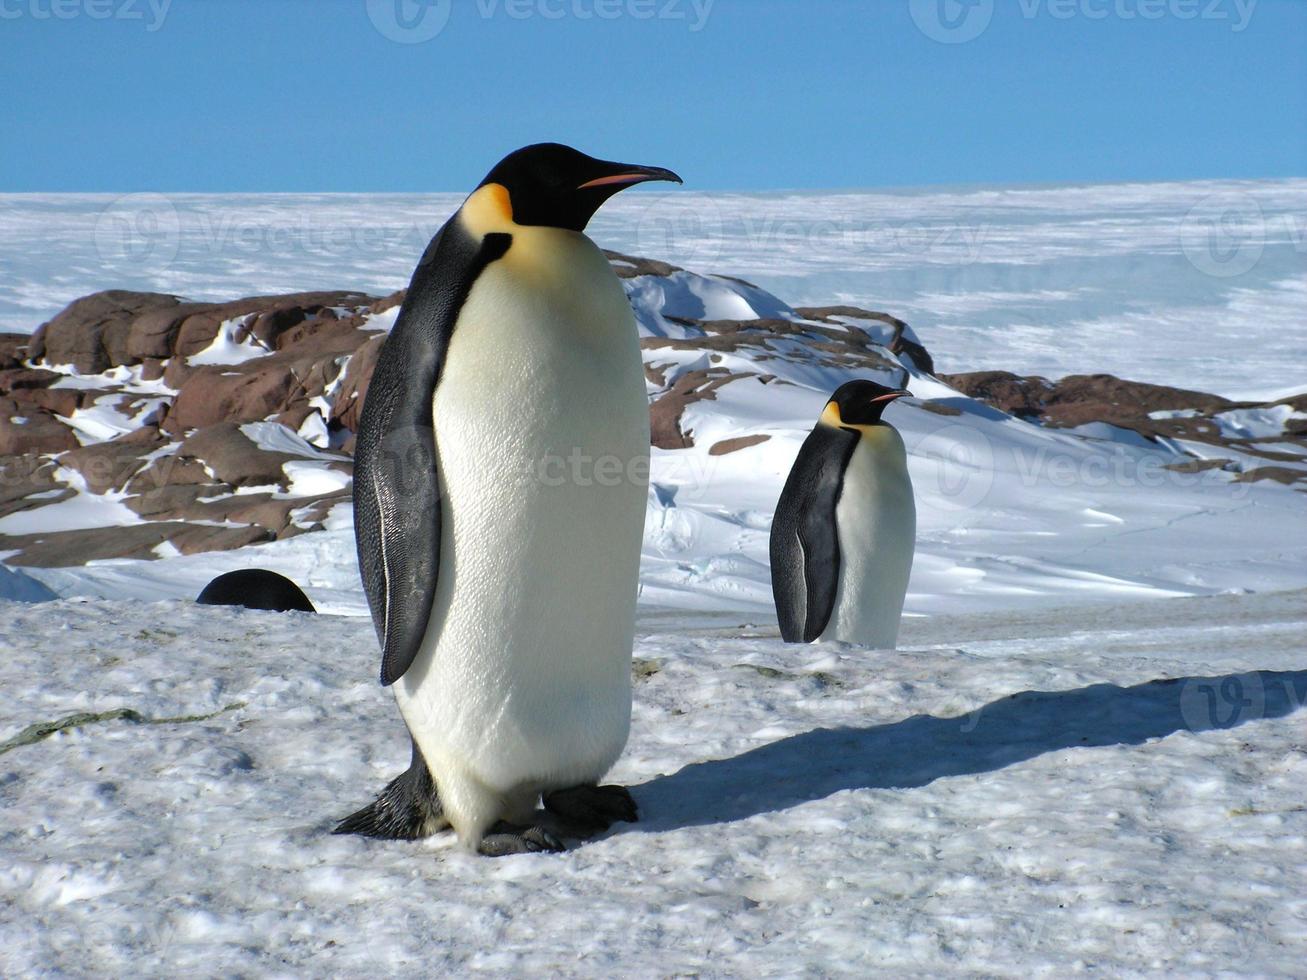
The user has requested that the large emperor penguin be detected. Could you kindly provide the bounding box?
[770,380,916,649]
[335,144,681,856]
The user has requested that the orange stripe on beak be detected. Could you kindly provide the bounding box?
[577,173,660,190]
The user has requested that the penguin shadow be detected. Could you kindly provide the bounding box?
[627,669,1307,833]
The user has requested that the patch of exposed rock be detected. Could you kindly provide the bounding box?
[944,371,1307,486]
[639,304,923,450]
[2,290,375,565]
[647,366,756,450]
[795,307,936,376]
[3,254,1302,569]
[602,250,684,280]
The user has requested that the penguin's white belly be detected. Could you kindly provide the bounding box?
[820,428,915,648]
[393,230,648,805]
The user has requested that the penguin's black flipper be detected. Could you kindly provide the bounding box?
[352,223,512,686]
[770,424,860,642]
[333,739,445,840]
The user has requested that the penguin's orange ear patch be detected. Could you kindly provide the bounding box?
[483,183,513,222]
[462,182,515,233]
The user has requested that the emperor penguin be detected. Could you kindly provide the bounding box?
[335,144,681,856]
[770,380,915,649]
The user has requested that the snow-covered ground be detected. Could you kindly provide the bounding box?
[2,590,1304,975]
[3,181,1305,975]
[3,178,1305,398]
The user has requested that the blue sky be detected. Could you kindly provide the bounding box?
[2,0,1303,192]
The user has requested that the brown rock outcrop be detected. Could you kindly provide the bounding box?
[30,291,186,373]
[330,333,385,433]
[0,402,78,455]
[30,289,380,376]
[796,306,936,376]
[176,423,295,489]
[6,252,1299,571]
[60,431,167,494]
[0,334,31,370]
[648,368,747,450]
[709,434,771,456]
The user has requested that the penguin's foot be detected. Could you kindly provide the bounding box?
[332,742,445,841]
[477,823,566,857]
[542,784,639,837]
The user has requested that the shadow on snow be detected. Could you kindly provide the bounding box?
[630,669,1307,832]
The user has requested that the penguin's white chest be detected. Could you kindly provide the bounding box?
[821,426,916,648]
[393,227,649,797]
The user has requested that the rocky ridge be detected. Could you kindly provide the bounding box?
[1,252,1303,568]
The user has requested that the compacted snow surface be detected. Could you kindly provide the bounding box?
[3,180,1305,975]
[2,592,1305,976]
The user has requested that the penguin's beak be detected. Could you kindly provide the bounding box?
[578,164,683,191]
[870,389,910,404]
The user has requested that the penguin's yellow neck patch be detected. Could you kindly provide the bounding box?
[460,182,515,236]
[819,400,884,438]
[455,181,601,282]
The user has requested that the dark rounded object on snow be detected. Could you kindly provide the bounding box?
[196,569,316,613]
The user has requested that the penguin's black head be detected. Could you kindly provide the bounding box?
[478,143,682,232]
[828,380,909,426]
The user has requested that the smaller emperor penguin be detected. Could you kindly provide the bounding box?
[770,380,916,648]
[335,144,681,856]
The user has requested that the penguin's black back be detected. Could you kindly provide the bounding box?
[770,424,860,642]
[352,217,510,686]
[196,569,316,613]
